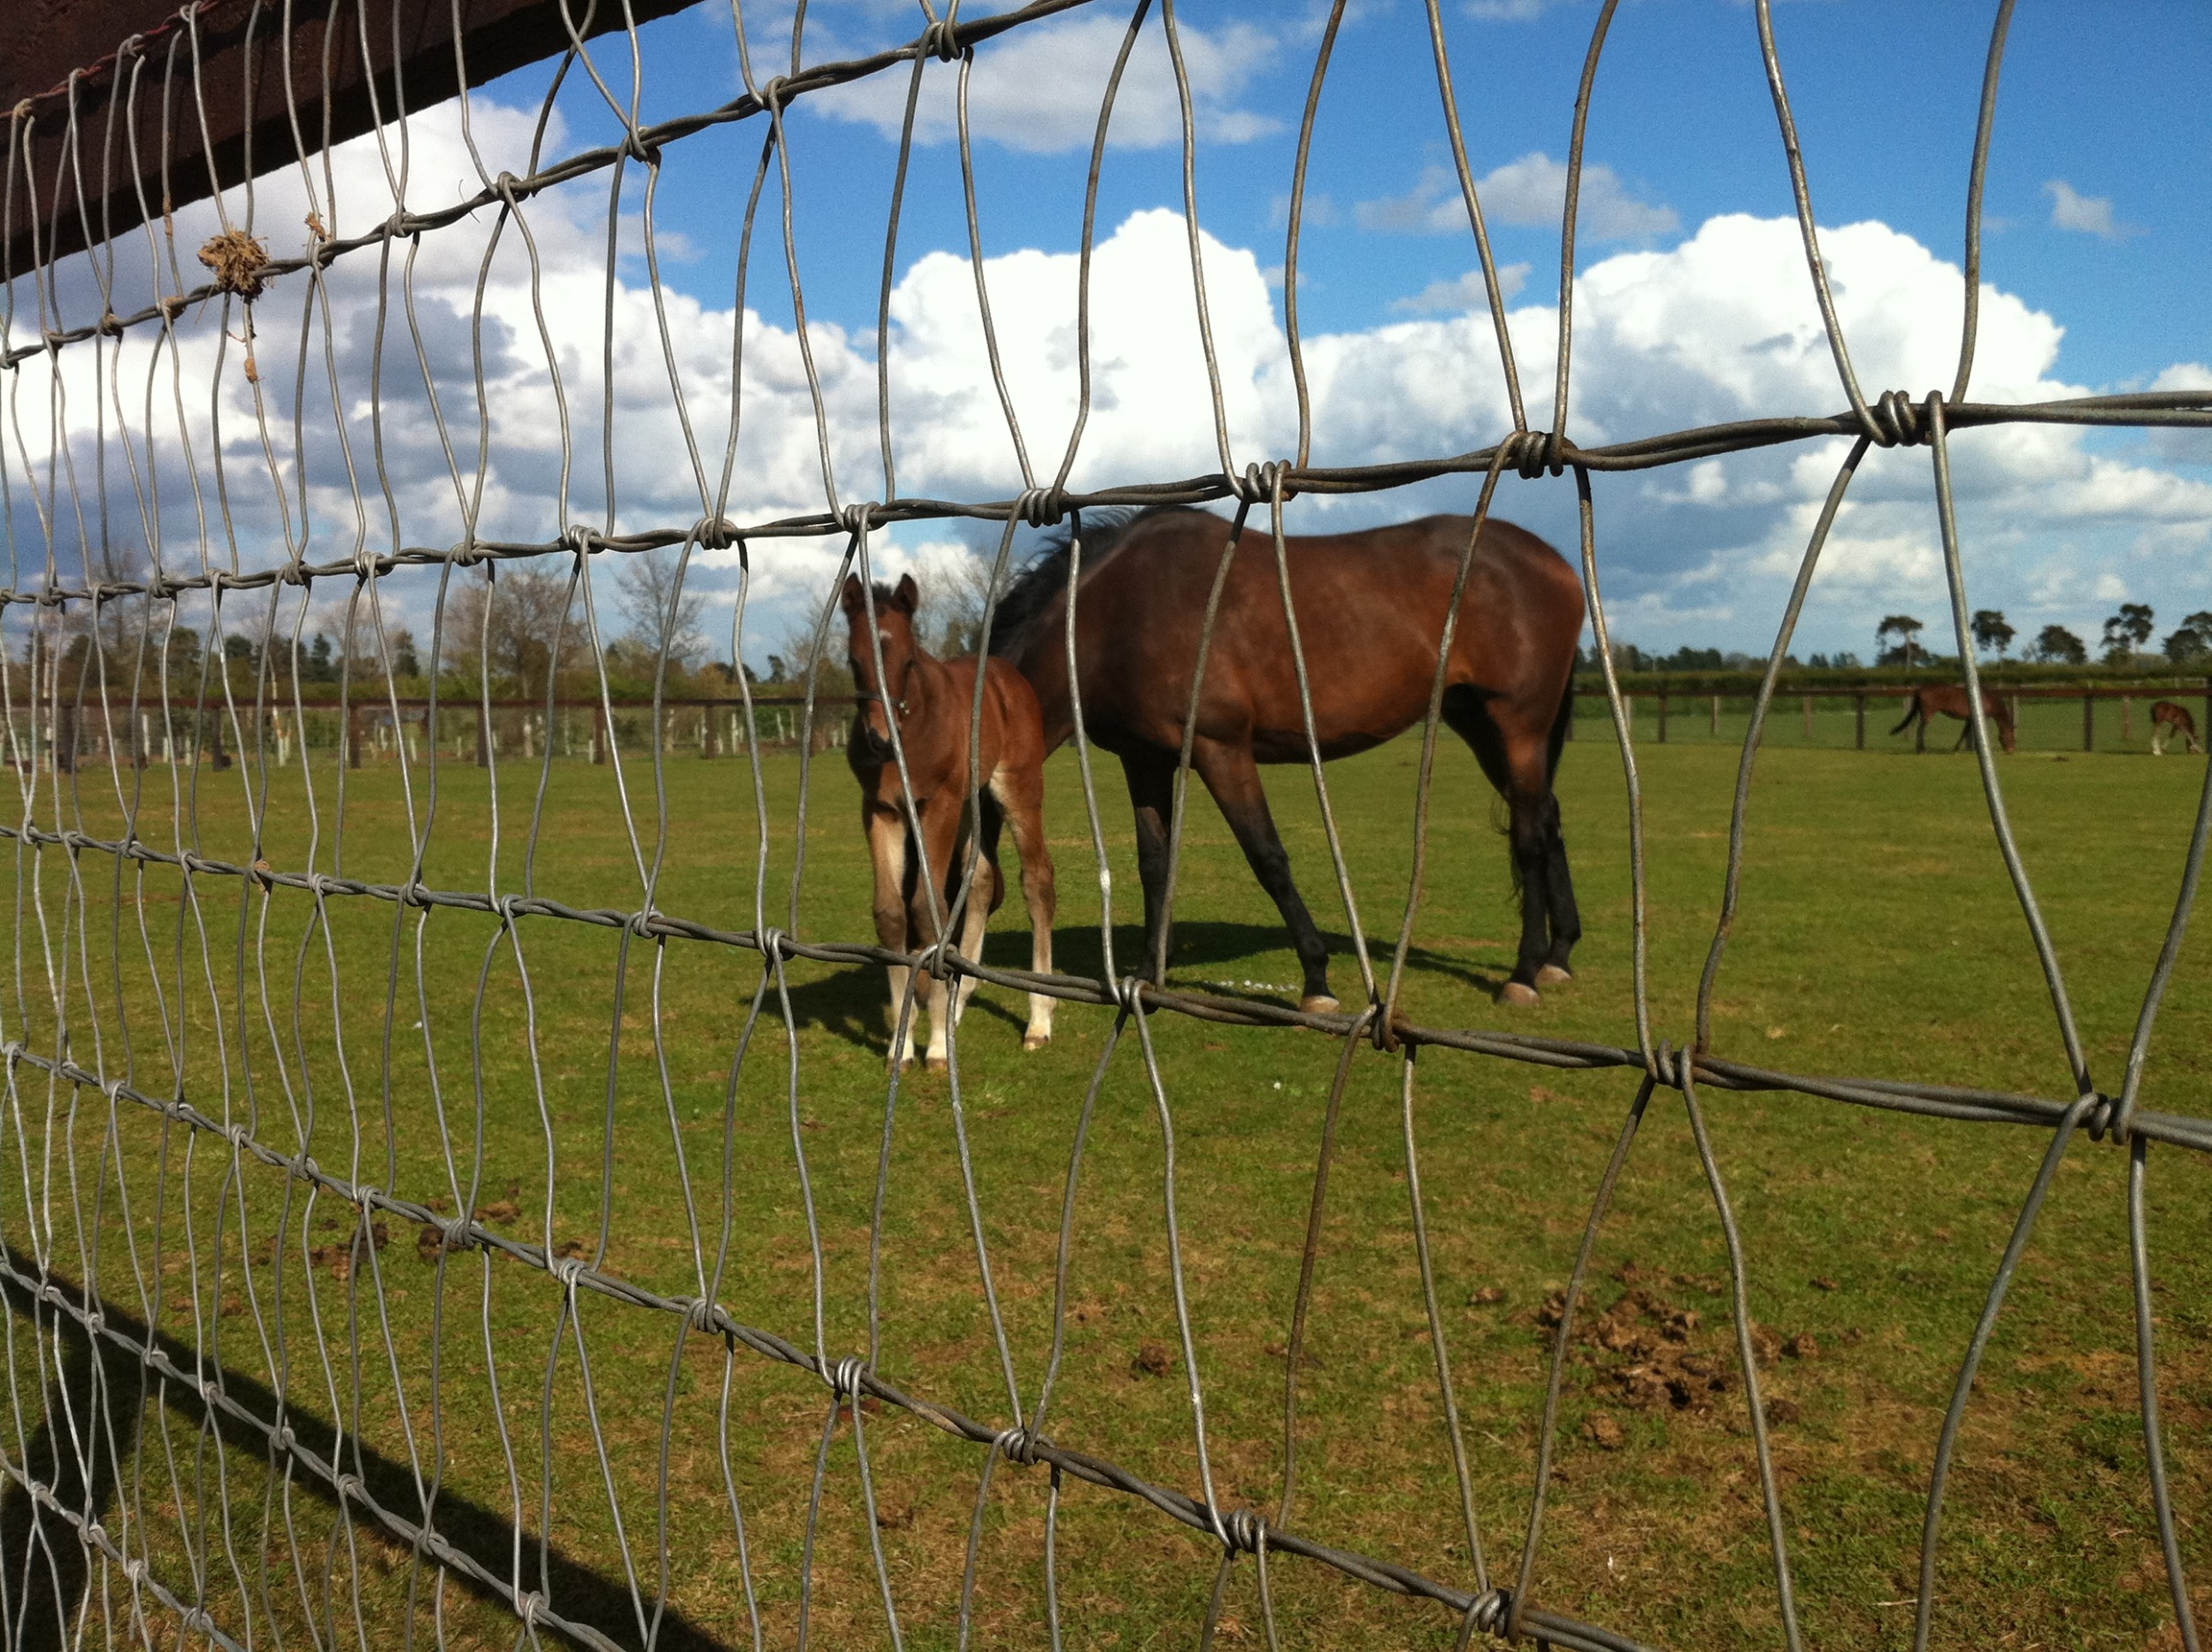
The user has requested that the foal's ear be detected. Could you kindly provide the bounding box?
[840,572,865,616]
[893,572,919,613]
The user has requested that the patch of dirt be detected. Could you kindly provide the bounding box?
[310,1220,389,1283]
[1539,1260,1811,1421]
[1133,1340,1174,1378]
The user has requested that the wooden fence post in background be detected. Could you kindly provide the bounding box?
[476,704,492,768]
[2122,695,2133,745]
[594,705,610,765]
[1855,694,1866,750]
[347,705,363,769]
[703,703,719,758]
[1709,694,1720,736]
[2084,693,2095,753]
[1657,693,1669,743]
[1801,694,1813,742]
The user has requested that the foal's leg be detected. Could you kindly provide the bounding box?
[949,799,1002,1028]
[992,761,1057,1049]
[865,803,918,1066]
[1123,753,1179,985]
[1192,740,1336,1014]
[910,802,968,1070]
[1442,687,1556,1004]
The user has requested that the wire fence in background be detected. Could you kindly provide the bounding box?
[2,1,2210,1649]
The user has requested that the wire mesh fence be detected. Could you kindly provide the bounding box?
[3,2,2211,1649]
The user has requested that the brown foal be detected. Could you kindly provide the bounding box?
[2151,699,2204,756]
[843,573,1056,1068]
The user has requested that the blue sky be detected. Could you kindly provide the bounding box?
[8,1,2208,669]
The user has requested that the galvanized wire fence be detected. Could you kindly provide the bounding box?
[3,1,2210,1649]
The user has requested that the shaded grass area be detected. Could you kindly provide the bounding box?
[4,732,2211,1649]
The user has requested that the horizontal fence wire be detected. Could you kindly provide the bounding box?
[2,1,2209,1649]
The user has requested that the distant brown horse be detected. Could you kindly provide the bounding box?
[843,573,1056,1068]
[992,507,1586,1009]
[2151,699,2204,756]
[1891,685,2016,754]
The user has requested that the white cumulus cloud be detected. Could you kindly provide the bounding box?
[10,95,2207,669]
[806,12,1279,154]
[1357,154,1677,242]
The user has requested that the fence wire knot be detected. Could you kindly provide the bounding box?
[757,926,787,963]
[517,1590,548,1629]
[692,515,739,550]
[1112,975,1147,1014]
[1872,389,1932,447]
[685,1295,719,1333]
[993,1425,1039,1465]
[1219,1508,1267,1554]
[1013,485,1065,527]
[1509,428,1565,479]
[923,4,965,63]
[1230,460,1290,504]
[2081,1089,2119,1141]
[1464,1587,1510,1638]
[828,1356,868,1402]
[442,1216,475,1253]
[839,501,878,537]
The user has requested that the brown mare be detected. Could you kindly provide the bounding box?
[842,573,1056,1068]
[991,507,1586,1010]
[2151,699,2204,756]
[1891,684,2017,754]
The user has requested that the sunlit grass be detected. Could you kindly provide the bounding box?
[6,730,2210,1649]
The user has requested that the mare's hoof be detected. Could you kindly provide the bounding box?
[926,1056,949,1074]
[1499,981,1541,1008]
[1535,964,1574,987]
[1023,1033,1051,1052]
[1300,994,1341,1016]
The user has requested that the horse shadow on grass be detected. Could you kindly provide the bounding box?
[772,921,1513,1061]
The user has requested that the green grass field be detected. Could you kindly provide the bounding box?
[6,728,2211,1650]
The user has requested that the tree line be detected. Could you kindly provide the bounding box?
[1602,603,2212,678]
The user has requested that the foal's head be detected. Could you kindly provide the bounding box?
[841,572,922,750]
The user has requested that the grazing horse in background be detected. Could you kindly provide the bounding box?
[2151,699,2204,756]
[1891,684,2017,754]
[842,573,1056,1068]
[991,507,1586,1010]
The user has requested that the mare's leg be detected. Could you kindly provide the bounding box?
[865,803,918,1066]
[992,762,1058,1049]
[1538,688,1583,979]
[1441,686,1558,1004]
[1123,753,1179,984]
[1190,741,1336,1014]
[1953,718,1973,752]
[2153,721,2166,757]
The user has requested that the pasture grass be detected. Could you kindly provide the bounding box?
[7,729,2212,1649]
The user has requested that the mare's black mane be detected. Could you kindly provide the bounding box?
[987,505,1215,659]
